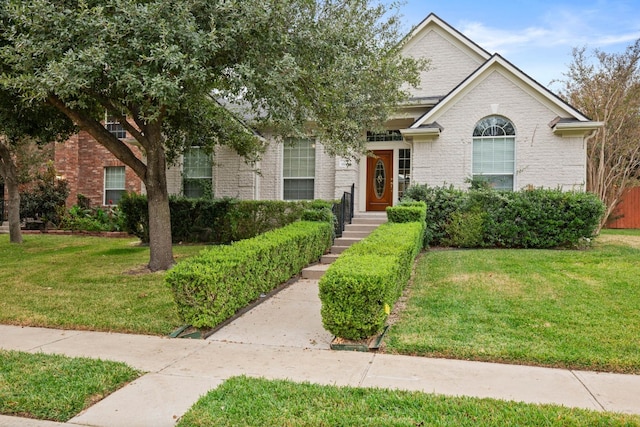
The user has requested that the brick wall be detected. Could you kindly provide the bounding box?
[412,70,587,191]
[54,131,143,208]
[404,26,486,99]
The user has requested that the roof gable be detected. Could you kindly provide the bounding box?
[401,14,492,101]
[402,13,490,63]
[410,54,593,129]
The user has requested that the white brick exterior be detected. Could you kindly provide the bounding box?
[169,13,594,211]
[412,71,586,191]
[404,27,486,98]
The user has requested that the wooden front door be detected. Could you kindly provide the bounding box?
[366,150,393,211]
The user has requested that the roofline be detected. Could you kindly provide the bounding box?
[404,13,491,60]
[411,53,592,129]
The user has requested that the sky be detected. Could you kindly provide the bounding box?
[389,0,640,90]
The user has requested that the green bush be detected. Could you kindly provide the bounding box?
[119,194,315,244]
[319,221,424,340]
[443,207,487,248]
[166,221,333,328]
[119,192,149,241]
[403,185,605,249]
[386,201,427,224]
[402,184,465,246]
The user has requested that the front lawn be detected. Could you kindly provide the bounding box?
[177,376,640,426]
[0,350,140,422]
[385,231,640,373]
[0,235,204,335]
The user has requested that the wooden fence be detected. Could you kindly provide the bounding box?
[607,187,640,229]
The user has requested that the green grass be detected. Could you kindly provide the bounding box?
[0,350,140,422]
[177,376,640,426]
[385,233,640,373]
[0,235,204,335]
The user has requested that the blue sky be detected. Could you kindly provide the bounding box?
[390,1,640,89]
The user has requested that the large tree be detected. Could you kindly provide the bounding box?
[0,90,75,243]
[0,0,422,271]
[558,41,640,230]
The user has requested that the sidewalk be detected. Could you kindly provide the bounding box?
[2,277,640,426]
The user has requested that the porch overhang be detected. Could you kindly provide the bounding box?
[550,118,603,137]
[400,122,443,142]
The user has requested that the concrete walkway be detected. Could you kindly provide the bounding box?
[1,275,640,426]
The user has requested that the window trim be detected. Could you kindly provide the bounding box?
[104,166,125,206]
[472,116,516,191]
[104,113,127,140]
[182,147,213,199]
[282,138,316,200]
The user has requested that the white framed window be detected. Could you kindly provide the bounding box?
[183,147,213,199]
[105,113,126,139]
[104,166,125,205]
[283,138,315,200]
[472,116,515,190]
[398,148,411,200]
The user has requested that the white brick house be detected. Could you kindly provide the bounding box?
[168,13,601,213]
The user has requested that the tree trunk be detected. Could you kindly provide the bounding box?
[46,96,175,271]
[0,142,23,244]
[144,136,174,272]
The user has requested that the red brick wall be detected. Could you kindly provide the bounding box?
[54,131,143,208]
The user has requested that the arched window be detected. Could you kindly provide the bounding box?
[472,116,515,190]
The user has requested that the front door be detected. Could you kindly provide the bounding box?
[366,150,393,211]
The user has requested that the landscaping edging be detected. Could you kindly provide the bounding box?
[21,230,131,238]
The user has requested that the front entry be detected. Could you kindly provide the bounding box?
[366,150,393,211]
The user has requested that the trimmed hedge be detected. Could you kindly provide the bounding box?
[386,201,427,224]
[166,220,333,328]
[403,185,605,248]
[119,193,311,244]
[319,221,425,340]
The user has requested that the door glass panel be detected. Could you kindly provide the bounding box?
[374,159,386,199]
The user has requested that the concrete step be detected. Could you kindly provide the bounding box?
[344,224,379,233]
[330,245,350,255]
[333,237,360,248]
[341,230,371,239]
[350,217,387,226]
[320,253,339,264]
[301,263,330,280]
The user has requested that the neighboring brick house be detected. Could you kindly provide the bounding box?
[52,13,601,212]
[54,118,143,208]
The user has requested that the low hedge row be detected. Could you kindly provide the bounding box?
[319,217,425,341]
[119,193,312,244]
[403,185,605,248]
[166,220,333,329]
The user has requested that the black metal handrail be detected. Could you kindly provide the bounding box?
[332,183,355,238]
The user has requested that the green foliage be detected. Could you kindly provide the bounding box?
[19,164,69,226]
[166,221,333,328]
[386,200,427,224]
[319,221,424,340]
[118,192,149,242]
[403,184,466,246]
[443,207,487,248]
[403,184,605,248]
[59,205,125,232]
[119,194,316,244]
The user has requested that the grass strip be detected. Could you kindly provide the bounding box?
[385,232,640,373]
[0,235,203,335]
[177,376,640,426]
[0,350,140,422]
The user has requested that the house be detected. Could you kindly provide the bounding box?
[51,14,601,213]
